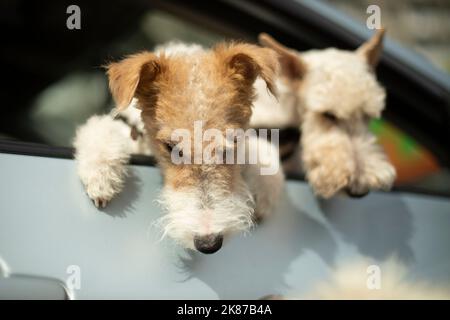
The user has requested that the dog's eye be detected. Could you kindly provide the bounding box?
[363,114,372,124]
[322,112,338,123]
[165,143,173,153]
[165,143,184,158]
[166,143,183,158]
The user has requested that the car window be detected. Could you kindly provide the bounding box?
[325,0,450,75]
[1,1,448,195]
[322,0,450,194]
[369,119,450,194]
[2,9,225,147]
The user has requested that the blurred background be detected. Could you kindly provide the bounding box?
[1,0,449,195]
[328,0,450,72]
[325,0,450,192]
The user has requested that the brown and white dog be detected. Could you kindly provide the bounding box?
[74,42,284,253]
[251,29,396,198]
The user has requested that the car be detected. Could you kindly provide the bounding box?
[1,0,449,299]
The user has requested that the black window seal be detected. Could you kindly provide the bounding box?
[0,140,156,167]
[1,139,449,199]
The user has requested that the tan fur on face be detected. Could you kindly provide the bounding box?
[107,42,278,168]
[357,28,385,68]
[105,42,279,247]
[258,30,396,198]
[106,52,162,110]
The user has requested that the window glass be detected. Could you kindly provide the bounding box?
[325,0,450,74]
[1,1,448,195]
[1,9,224,147]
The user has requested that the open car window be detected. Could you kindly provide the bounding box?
[326,0,450,75]
[1,0,449,196]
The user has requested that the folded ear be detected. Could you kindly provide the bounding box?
[106,52,162,110]
[258,33,306,81]
[215,42,279,96]
[356,28,385,68]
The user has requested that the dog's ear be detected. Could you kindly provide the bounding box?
[258,33,306,81]
[106,52,163,110]
[356,28,385,68]
[215,42,279,96]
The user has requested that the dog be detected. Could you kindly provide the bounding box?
[74,42,284,254]
[252,29,396,198]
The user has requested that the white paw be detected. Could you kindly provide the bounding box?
[358,161,397,191]
[81,164,126,209]
[74,114,133,210]
[93,198,109,209]
[308,164,351,198]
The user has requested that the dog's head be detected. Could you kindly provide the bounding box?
[259,30,386,120]
[106,42,278,253]
[260,30,396,198]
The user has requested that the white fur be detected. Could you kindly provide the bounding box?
[290,258,450,300]
[74,42,284,249]
[250,78,299,128]
[156,182,255,249]
[349,132,396,194]
[155,135,284,248]
[74,115,132,206]
[154,41,204,56]
[250,78,303,175]
[251,44,396,198]
[118,99,146,132]
[298,49,395,197]
[243,135,284,219]
[73,107,150,207]
[301,48,386,119]
[115,101,153,156]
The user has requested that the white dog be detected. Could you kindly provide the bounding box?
[252,29,396,198]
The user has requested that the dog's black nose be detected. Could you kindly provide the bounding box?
[346,188,370,198]
[194,234,223,254]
